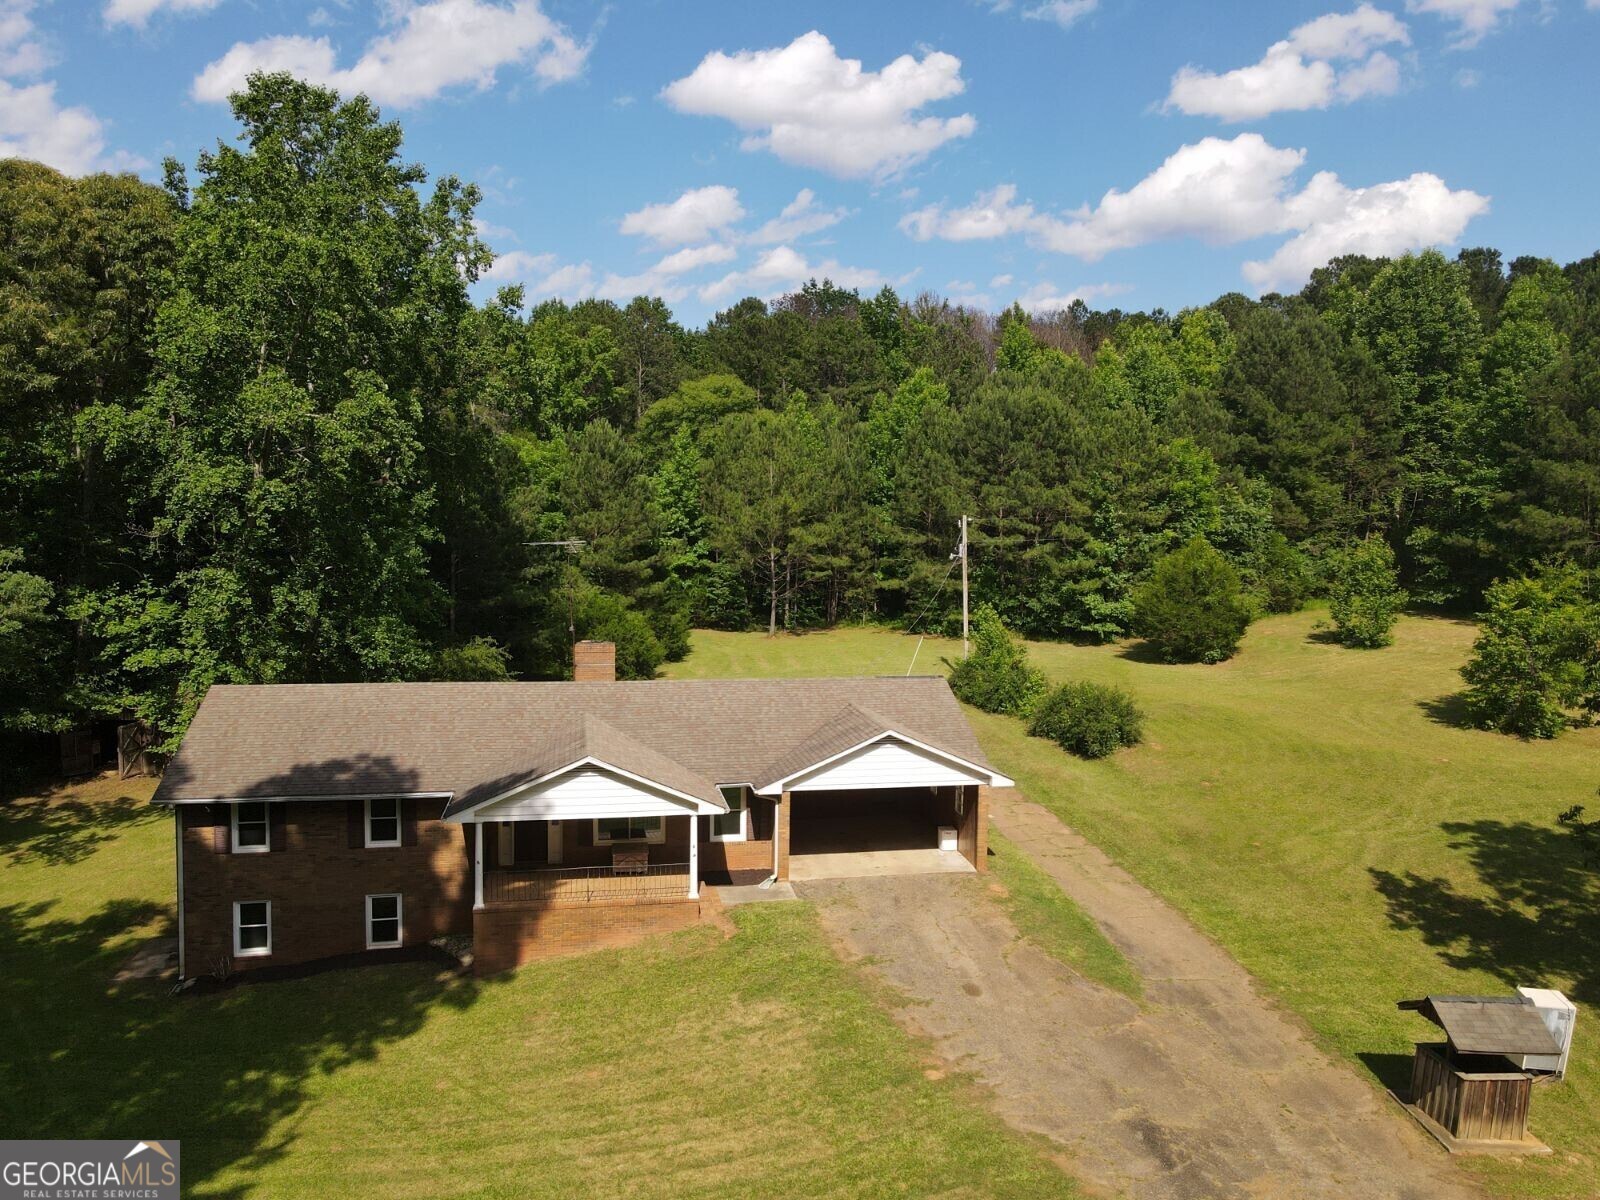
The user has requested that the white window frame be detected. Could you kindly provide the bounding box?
[711,785,748,843]
[593,816,666,845]
[233,899,272,958]
[365,893,403,949]
[365,797,401,848]
[231,801,270,854]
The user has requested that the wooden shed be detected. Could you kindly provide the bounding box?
[1397,995,1562,1154]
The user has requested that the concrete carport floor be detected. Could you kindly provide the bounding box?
[786,789,975,882]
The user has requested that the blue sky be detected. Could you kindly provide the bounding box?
[5,0,1598,324]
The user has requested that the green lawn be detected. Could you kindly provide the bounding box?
[668,616,1600,1199]
[0,774,1077,1199]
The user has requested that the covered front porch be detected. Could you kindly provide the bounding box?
[477,812,700,908]
[471,811,712,908]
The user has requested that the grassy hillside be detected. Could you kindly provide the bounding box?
[0,774,1077,1199]
[669,614,1600,1199]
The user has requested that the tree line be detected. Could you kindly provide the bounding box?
[4,72,1600,754]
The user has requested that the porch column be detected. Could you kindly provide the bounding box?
[473,821,485,910]
[687,811,700,899]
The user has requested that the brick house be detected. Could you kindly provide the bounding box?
[153,642,1013,977]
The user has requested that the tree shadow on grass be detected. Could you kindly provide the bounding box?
[0,900,491,1196]
[1114,639,1170,664]
[1369,818,1600,1007]
[0,791,163,866]
[1414,693,1475,730]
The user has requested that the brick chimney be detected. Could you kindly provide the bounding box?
[573,640,616,682]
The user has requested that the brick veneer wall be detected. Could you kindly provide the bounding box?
[473,897,707,975]
[179,800,472,977]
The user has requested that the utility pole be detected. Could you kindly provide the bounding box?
[960,514,970,656]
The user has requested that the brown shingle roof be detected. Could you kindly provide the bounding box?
[152,676,996,816]
[1399,996,1563,1057]
[756,701,907,790]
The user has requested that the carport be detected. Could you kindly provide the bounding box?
[787,786,978,881]
[755,709,1012,882]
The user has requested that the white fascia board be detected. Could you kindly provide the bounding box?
[445,755,727,823]
[754,730,1013,796]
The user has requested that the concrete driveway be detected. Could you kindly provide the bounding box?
[797,796,1480,1200]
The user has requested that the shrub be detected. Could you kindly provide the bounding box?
[1248,533,1311,615]
[1028,681,1144,759]
[1131,537,1252,664]
[429,636,513,681]
[1461,564,1600,738]
[574,589,665,680]
[946,603,1045,715]
[1326,538,1406,648]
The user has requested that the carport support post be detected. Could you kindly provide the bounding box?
[776,791,791,881]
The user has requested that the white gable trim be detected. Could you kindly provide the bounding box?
[755,731,1012,795]
[446,756,725,823]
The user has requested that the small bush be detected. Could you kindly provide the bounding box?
[1028,681,1144,759]
[1461,564,1600,738]
[1326,538,1406,648]
[430,636,513,681]
[1132,536,1252,664]
[946,604,1045,715]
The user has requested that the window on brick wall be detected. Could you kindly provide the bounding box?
[232,802,269,853]
[365,797,400,848]
[366,893,402,948]
[594,816,664,844]
[233,900,271,957]
[712,786,747,842]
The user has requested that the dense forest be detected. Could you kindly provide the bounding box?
[4,73,1599,755]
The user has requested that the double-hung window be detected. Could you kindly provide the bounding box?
[366,894,402,949]
[712,786,747,842]
[365,797,401,848]
[233,900,271,957]
[594,816,664,844]
[232,802,269,853]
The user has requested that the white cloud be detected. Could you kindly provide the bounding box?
[746,188,849,245]
[1406,0,1520,46]
[193,0,588,108]
[990,273,1014,288]
[699,244,897,304]
[1016,280,1129,313]
[1022,0,1097,30]
[904,136,1312,258]
[1455,66,1481,86]
[0,78,130,173]
[901,132,1488,292]
[0,0,50,75]
[1243,170,1489,290]
[104,0,221,29]
[1165,4,1408,121]
[661,30,976,180]
[618,185,745,246]
[0,2,141,174]
[481,249,555,282]
[596,243,737,302]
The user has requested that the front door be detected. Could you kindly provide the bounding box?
[513,820,548,864]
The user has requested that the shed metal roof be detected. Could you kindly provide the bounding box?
[1398,996,1563,1057]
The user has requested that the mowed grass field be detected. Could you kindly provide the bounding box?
[670,613,1600,1199]
[0,773,1079,1199]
